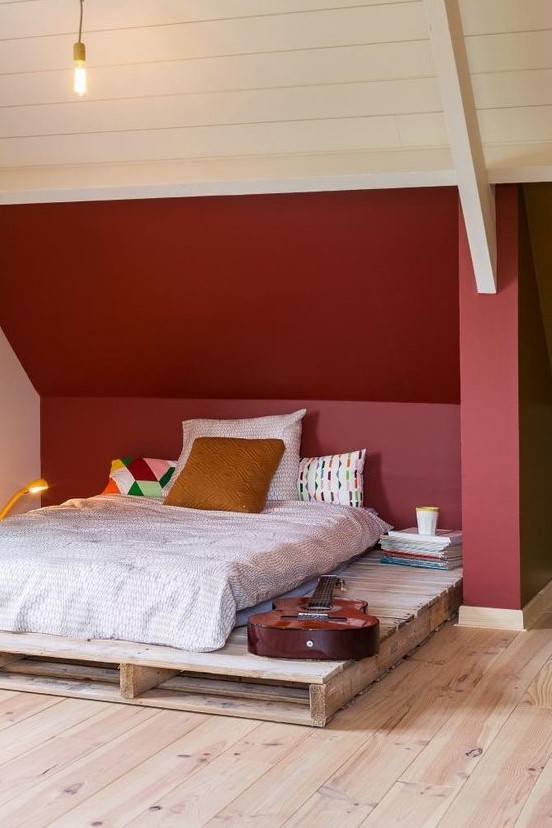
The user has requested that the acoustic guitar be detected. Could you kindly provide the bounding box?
[247,575,379,660]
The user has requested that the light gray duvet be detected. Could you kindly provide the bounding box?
[0,495,389,652]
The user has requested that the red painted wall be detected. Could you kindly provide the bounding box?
[459,186,521,609]
[41,397,461,530]
[1,188,459,403]
[2,187,462,537]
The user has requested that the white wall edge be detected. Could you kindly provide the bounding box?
[0,326,41,515]
[488,167,552,184]
[2,165,552,206]
[0,170,457,205]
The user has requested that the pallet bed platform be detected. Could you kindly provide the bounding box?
[0,552,462,727]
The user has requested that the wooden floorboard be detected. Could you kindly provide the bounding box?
[0,617,550,826]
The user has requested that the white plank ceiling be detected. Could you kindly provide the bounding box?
[0,0,551,204]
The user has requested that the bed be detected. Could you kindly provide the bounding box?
[0,494,389,652]
[0,407,462,725]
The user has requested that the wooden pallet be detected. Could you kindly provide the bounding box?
[0,553,462,727]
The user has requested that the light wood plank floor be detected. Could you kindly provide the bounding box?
[1,615,552,827]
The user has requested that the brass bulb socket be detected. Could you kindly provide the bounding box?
[73,41,86,63]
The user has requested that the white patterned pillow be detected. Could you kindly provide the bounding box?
[170,410,306,501]
[297,450,366,507]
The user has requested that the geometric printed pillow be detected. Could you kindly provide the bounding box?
[101,457,177,498]
[297,449,366,507]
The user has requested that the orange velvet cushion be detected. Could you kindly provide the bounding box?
[164,436,285,513]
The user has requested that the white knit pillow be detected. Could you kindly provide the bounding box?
[170,410,306,501]
[297,449,366,507]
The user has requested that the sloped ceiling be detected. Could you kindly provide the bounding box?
[0,188,461,402]
[1,0,551,204]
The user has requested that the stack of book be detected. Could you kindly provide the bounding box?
[380,528,463,570]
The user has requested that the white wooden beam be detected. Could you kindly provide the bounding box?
[425,0,497,294]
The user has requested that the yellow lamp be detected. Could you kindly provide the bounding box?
[0,478,49,521]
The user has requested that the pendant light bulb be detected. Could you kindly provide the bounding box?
[73,41,87,95]
[73,0,87,96]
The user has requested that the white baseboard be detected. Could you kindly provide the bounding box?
[457,605,525,631]
[458,576,552,631]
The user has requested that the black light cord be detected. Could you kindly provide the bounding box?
[77,0,84,42]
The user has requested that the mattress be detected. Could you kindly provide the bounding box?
[0,495,390,652]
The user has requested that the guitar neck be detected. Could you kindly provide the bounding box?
[307,576,340,610]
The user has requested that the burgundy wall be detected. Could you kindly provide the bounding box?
[459,186,521,609]
[2,187,462,538]
[41,397,461,530]
[1,188,459,403]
